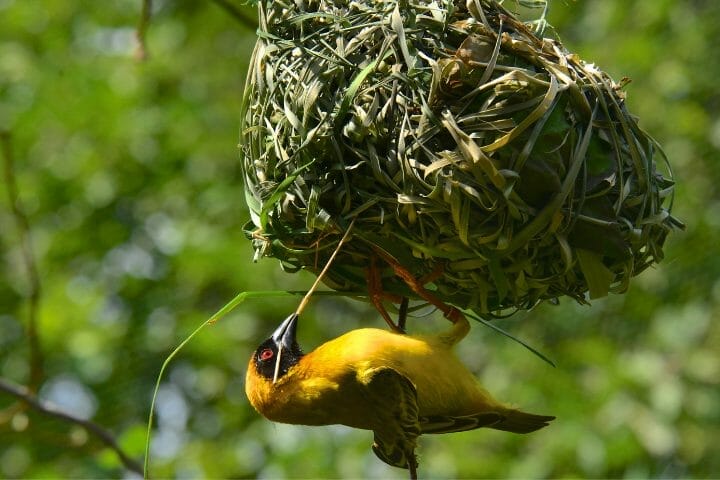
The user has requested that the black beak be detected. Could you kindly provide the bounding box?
[271,313,298,351]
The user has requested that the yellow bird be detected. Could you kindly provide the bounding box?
[245,312,554,478]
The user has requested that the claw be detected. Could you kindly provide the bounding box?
[372,247,461,325]
[367,256,405,333]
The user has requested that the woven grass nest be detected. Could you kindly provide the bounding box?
[240,0,683,317]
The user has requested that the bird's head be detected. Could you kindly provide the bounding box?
[246,313,306,419]
[251,313,305,384]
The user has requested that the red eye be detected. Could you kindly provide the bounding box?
[259,348,274,361]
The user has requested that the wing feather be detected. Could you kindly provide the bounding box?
[420,409,554,435]
[359,367,420,471]
[420,412,503,434]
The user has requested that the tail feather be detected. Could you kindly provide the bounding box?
[490,409,555,434]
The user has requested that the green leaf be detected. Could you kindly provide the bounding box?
[488,256,511,302]
[576,249,615,299]
[259,161,314,228]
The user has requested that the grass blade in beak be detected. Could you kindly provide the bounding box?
[272,345,283,384]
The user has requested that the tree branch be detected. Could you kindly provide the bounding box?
[0,377,144,475]
[135,0,152,60]
[136,0,257,61]
[1,131,44,391]
[210,0,258,30]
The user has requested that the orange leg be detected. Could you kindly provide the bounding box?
[372,248,462,325]
[419,262,444,286]
[367,256,405,333]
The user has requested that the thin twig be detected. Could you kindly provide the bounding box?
[210,0,258,30]
[1,131,44,391]
[0,377,144,475]
[295,218,356,316]
[135,0,152,60]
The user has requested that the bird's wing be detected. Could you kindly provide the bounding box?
[358,367,420,471]
[419,412,504,434]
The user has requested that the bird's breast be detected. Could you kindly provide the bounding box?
[246,360,379,430]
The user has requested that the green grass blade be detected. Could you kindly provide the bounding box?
[466,311,556,368]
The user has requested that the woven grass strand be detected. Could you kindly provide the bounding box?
[240,0,683,318]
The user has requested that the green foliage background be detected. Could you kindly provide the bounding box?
[0,0,718,478]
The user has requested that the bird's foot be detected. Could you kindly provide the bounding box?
[366,255,406,333]
[372,248,458,325]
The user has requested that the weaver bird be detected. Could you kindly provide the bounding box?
[245,312,554,478]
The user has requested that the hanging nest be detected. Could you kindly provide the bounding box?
[240,0,683,317]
